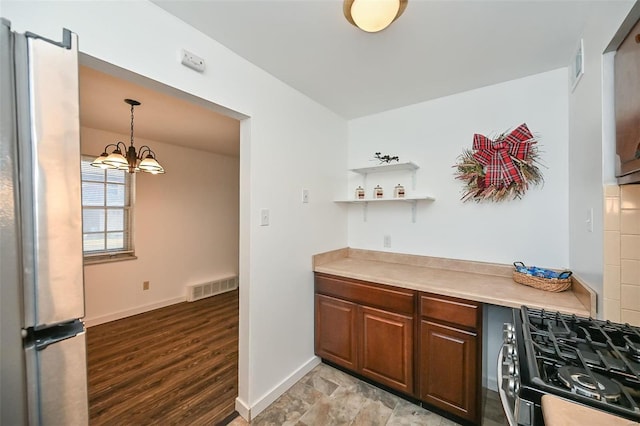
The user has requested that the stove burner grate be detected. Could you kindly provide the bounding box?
[626,338,640,363]
[557,363,622,402]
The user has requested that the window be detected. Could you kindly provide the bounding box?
[81,155,134,262]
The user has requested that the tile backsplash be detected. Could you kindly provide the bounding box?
[603,185,640,325]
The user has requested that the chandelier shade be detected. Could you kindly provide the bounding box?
[91,98,165,174]
[343,0,408,33]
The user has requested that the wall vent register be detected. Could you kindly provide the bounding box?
[187,276,238,302]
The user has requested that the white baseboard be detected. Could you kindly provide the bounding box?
[237,356,321,421]
[234,397,250,421]
[83,296,185,327]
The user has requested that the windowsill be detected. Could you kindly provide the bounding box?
[84,253,138,266]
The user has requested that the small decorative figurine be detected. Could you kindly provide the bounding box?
[374,152,399,164]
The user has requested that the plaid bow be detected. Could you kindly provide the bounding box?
[472,124,534,187]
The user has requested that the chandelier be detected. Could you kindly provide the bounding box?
[343,0,408,33]
[91,98,165,174]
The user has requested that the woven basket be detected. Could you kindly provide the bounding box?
[512,271,572,292]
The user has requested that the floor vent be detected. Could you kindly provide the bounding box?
[187,276,238,302]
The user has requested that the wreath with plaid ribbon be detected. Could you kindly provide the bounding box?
[453,123,544,202]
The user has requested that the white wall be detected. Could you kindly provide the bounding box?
[567,2,634,316]
[347,69,570,391]
[2,1,348,418]
[348,69,570,269]
[80,127,240,326]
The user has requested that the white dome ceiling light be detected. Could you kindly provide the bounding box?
[343,0,408,33]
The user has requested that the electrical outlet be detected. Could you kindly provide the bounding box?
[180,49,205,72]
[260,208,270,226]
[383,235,391,248]
[143,281,150,290]
[302,188,309,204]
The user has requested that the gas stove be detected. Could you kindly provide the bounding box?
[498,306,640,425]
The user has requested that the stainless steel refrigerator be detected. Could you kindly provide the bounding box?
[1,18,89,425]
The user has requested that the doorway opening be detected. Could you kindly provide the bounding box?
[79,56,244,424]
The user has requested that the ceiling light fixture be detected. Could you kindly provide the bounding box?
[343,0,408,33]
[91,98,165,174]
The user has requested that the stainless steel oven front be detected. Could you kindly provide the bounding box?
[497,321,539,426]
[497,306,640,426]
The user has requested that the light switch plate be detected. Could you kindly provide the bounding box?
[260,208,270,226]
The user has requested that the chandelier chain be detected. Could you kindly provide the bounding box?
[130,103,135,147]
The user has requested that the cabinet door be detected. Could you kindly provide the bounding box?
[420,320,478,423]
[315,294,358,370]
[615,18,640,177]
[359,306,413,394]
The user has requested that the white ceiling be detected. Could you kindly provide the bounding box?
[81,1,632,157]
[79,66,240,157]
[152,0,632,119]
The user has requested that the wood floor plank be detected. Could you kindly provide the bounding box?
[87,290,239,425]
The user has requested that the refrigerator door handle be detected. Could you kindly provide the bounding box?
[25,28,73,50]
[30,320,84,351]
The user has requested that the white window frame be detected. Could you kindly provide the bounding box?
[81,155,136,264]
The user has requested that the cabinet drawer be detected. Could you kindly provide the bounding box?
[420,293,480,330]
[315,273,415,315]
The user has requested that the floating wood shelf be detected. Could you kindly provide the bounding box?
[339,161,433,222]
[334,196,435,223]
[349,162,419,175]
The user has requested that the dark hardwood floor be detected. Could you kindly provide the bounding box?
[86,289,239,425]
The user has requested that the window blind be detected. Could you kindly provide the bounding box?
[81,156,134,258]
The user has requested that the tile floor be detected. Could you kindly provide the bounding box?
[228,363,507,425]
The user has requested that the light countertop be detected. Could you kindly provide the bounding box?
[313,248,595,317]
[542,395,639,425]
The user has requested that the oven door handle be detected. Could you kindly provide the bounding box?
[497,344,517,426]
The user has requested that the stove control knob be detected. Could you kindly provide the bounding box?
[503,329,514,343]
[502,359,516,377]
[502,323,515,343]
[504,343,517,359]
[506,376,519,397]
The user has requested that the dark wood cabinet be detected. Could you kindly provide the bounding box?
[314,273,483,424]
[418,293,482,424]
[614,17,640,181]
[359,306,413,394]
[315,294,357,370]
[315,273,415,395]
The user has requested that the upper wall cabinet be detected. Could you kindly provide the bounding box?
[334,161,435,223]
[608,4,640,184]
